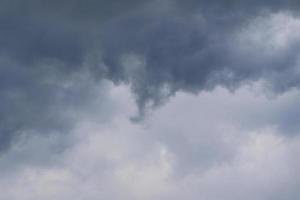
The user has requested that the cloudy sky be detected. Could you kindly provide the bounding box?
[1,0,300,199]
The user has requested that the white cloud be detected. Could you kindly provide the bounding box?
[0,83,300,199]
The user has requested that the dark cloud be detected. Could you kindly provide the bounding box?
[0,0,150,151]
[1,0,300,152]
[0,57,90,151]
[175,0,300,13]
[99,3,300,118]
[1,1,300,199]
[0,0,151,65]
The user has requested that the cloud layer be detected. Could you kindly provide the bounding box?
[1,0,300,199]
[101,8,300,116]
[1,84,300,200]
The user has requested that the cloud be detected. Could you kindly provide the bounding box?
[1,0,300,148]
[100,9,300,118]
[0,1,300,199]
[0,84,300,200]
[0,55,115,152]
[0,0,151,151]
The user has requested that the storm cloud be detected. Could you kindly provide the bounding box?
[100,6,300,116]
[1,0,300,121]
[1,0,300,199]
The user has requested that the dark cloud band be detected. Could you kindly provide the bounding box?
[1,0,300,151]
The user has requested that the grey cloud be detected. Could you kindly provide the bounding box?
[0,1,300,199]
[0,55,114,152]
[175,0,300,14]
[0,0,151,65]
[1,0,300,151]
[99,6,300,118]
[0,0,151,151]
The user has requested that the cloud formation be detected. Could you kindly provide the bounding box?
[100,7,300,116]
[1,0,300,123]
[1,1,300,199]
[1,84,300,200]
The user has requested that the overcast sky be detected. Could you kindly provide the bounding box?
[1,0,300,199]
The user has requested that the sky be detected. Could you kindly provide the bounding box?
[1,0,300,199]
